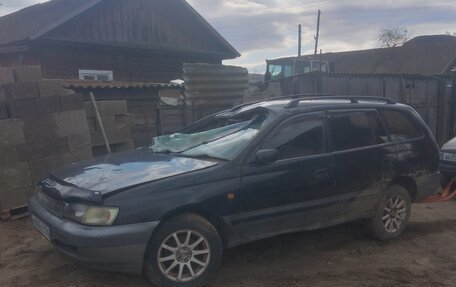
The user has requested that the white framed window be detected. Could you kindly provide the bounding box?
[78,69,114,81]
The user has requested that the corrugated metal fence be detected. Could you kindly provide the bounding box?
[280,73,451,144]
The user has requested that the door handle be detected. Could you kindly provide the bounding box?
[313,168,330,180]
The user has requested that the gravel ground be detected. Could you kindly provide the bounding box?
[1,201,455,287]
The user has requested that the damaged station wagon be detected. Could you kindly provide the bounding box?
[29,96,440,287]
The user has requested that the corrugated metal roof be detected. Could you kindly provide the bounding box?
[63,80,183,90]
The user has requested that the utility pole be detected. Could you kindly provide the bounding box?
[450,68,456,138]
[298,24,302,56]
[314,10,321,55]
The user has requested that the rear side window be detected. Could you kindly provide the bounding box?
[264,117,325,160]
[328,111,388,151]
[379,110,423,142]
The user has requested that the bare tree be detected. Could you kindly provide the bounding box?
[446,31,456,37]
[377,26,409,48]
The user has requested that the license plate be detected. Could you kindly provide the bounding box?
[32,215,51,241]
[443,152,456,162]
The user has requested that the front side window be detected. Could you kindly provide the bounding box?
[329,111,388,151]
[263,117,325,160]
[379,110,423,142]
[268,65,283,80]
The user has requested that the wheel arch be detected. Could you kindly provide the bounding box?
[390,176,417,202]
[152,205,230,249]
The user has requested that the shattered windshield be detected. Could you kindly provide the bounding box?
[151,110,270,160]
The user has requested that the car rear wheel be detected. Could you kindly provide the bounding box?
[144,213,223,287]
[368,184,411,240]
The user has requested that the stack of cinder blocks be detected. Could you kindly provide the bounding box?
[0,66,93,212]
[84,100,134,156]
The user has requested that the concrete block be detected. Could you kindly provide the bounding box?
[29,155,64,184]
[12,66,42,82]
[0,67,15,84]
[0,185,35,211]
[90,132,104,146]
[68,134,92,152]
[92,145,110,157]
[90,132,131,146]
[35,95,61,113]
[3,81,40,100]
[86,116,97,131]
[0,161,32,189]
[84,100,128,117]
[62,88,76,95]
[8,98,38,118]
[62,150,92,164]
[91,119,131,145]
[37,79,65,97]
[60,93,84,111]
[84,102,94,117]
[0,146,19,166]
[95,115,132,131]
[114,140,135,152]
[0,118,25,147]
[54,110,89,137]
[23,114,58,143]
[0,103,8,119]
[16,137,69,161]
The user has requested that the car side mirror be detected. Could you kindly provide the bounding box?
[255,149,279,164]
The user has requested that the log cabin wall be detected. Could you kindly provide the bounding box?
[35,43,221,82]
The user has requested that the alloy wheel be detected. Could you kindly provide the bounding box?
[157,230,211,282]
[382,196,407,233]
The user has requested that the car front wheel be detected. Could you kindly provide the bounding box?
[368,184,411,240]
[144,213,223,287]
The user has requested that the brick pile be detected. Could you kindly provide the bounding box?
[84,100,134,156]
[0,66,93,212]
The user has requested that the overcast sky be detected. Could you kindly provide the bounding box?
[1,0,456,73]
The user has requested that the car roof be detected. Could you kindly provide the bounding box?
[229,95,411,116]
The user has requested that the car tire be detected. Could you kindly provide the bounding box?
[367,184,411,241]
[144,213,223,287]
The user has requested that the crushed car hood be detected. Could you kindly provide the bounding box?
[50,149,218,194]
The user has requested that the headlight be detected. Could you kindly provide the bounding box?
[441,152,456,163]
[65,204,119,226]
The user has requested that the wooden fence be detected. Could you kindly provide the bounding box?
[280,73,452,144]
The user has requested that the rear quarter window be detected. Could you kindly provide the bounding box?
[379,109,423,142]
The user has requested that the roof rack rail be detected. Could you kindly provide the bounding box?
[228,94,330,112]
[284,96,396,109]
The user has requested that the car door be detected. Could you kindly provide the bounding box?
[237,112,337,242]
[327,109,396,220]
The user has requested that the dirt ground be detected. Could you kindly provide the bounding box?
[1,201,455,287]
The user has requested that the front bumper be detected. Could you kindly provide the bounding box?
[28,196,159,274]
[439,161,456,178]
